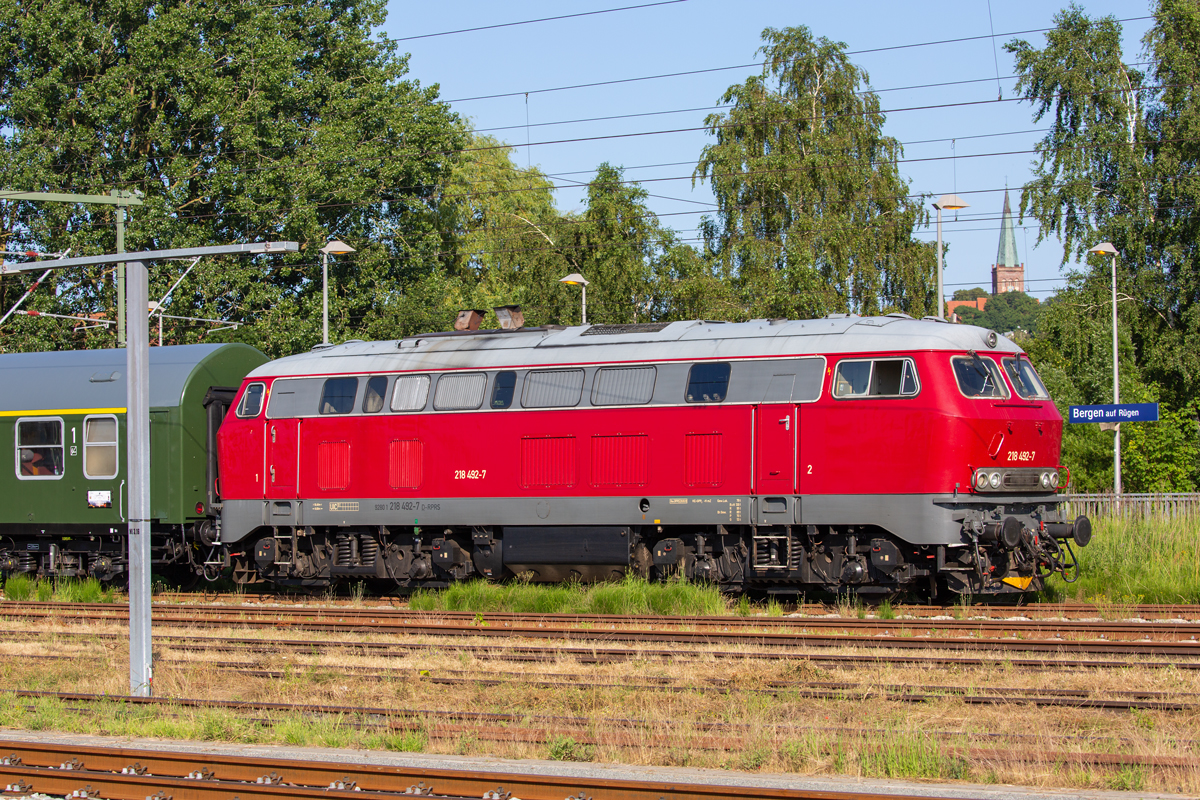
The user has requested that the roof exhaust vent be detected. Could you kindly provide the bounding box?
[494,305,524,330]
[454,309,485,331]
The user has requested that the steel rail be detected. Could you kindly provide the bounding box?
[3,603,1200,643]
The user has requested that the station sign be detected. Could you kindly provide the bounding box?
[1068,403,1159,423]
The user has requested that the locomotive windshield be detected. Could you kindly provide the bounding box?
[951,355,1008,398]
[1002,357,1050,399]
[686,362,731,403]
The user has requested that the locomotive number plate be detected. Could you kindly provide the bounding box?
[454,469,487,480]
[1006,451,1037,462]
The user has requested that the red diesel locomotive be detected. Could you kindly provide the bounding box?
[215,314,1090,598]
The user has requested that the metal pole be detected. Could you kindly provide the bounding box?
[115,198,126,347]
[1112,253,1121,498]
[126,260,152,696]
[935,206,944,319]
[322,251,329,344]
[581,284,587,325]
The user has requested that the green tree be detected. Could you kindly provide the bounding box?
[695,26,935,320]
[952,287,990,300]
[0,0,464,355]
[958,291,1041,333]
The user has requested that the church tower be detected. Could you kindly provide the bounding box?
[992,190,1025,294]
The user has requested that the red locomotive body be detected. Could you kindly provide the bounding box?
[216,315,1089,596]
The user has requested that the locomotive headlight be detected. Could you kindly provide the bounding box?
[1040,471,1052,488]
[1050,471,1060,488]
[975,471,989,490]
[988,471,1002,489]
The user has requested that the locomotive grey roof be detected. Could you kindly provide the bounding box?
[249,315,1023,379]
[0,344,251,412]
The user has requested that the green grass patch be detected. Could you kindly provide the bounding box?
[857,730,968,781]
[2,576,115,603]
[1043,516,1200,603]
[411,574,729,616]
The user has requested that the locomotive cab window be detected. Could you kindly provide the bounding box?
[236,382,266,418]
[391,374,430,412]
[491,371,517,409]
[686,362,731,403]
[362,376,388,413]
[951,354,1008,398]
[16,418,64,479]
[833,358,919,398]
[319,377,358,414]
[83,415,118,479]
[1002,357,1050,400]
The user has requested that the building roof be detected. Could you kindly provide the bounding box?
[249,315,1023,379]
[996,189,1021,268]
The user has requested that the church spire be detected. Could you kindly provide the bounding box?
[996,189,1020,268]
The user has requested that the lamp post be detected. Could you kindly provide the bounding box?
[1089,241,1121,497]
[320,240,355,344]
[932,194,970,319]
[559,272,589,325]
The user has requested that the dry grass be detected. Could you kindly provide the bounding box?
[0,614,1197,794]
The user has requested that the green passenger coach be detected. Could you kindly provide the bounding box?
[0,343,268,583]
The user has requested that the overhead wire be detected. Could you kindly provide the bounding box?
[387,0,690,42]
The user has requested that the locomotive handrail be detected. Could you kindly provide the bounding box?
[1060,492,1200,520]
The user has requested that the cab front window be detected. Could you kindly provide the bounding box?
[951,354,1008,398]
[1002,357,1050,400]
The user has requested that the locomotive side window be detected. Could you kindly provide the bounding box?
[522,368,585,408]
[1002,357,1050,400]
[833,359,919,398]
[319,377,358,414]
[491,371,517,409]
[391,374,430,412]
[236,382,266,418]
[16,418,64,479]
[433,372,487,410]
[951,355,1008,398]
[592,366,656,406]
[685,362,730,403]
[83,415,119,479]
[362,376,388,413]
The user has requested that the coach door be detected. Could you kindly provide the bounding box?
[754,403,796,495]
[265,419,299,499]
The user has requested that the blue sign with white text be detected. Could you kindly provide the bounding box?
[1068,403,1159,423]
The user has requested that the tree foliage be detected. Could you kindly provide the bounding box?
[695,26,935,320]
[957,291,1042,334]
[1009,1,1200,491]
[0,0,464,355]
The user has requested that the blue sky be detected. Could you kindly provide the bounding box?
[382,1,1153,306]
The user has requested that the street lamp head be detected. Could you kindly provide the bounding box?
[933,193,970,211]
[1088,242,1119,257]
[559,272,589,287]
[320,239,355,255]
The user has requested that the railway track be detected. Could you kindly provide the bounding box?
[4,602,1200,656]
[0,737,961,800]
[149,593,1200,620]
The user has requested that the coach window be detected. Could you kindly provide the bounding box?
[319,377,358,414]
[16,419,64,479]
[391,374,431,412]
[433,372,487,411]
[1002,357,1050,400]
[236,382,266,418]
[951,354,1008,398]
[491,371,517,409]
[522,369,585,408]
[363,376,388,413]
[833,358,919,398]
[83,415,118,479]
[685,362,731,403]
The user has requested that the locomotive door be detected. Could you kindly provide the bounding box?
[754,404,796,495]
[266,419,299,498]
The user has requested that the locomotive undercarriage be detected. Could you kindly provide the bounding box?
[224,500,1091,598]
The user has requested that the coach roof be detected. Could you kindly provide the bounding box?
[248,315,1022,379]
